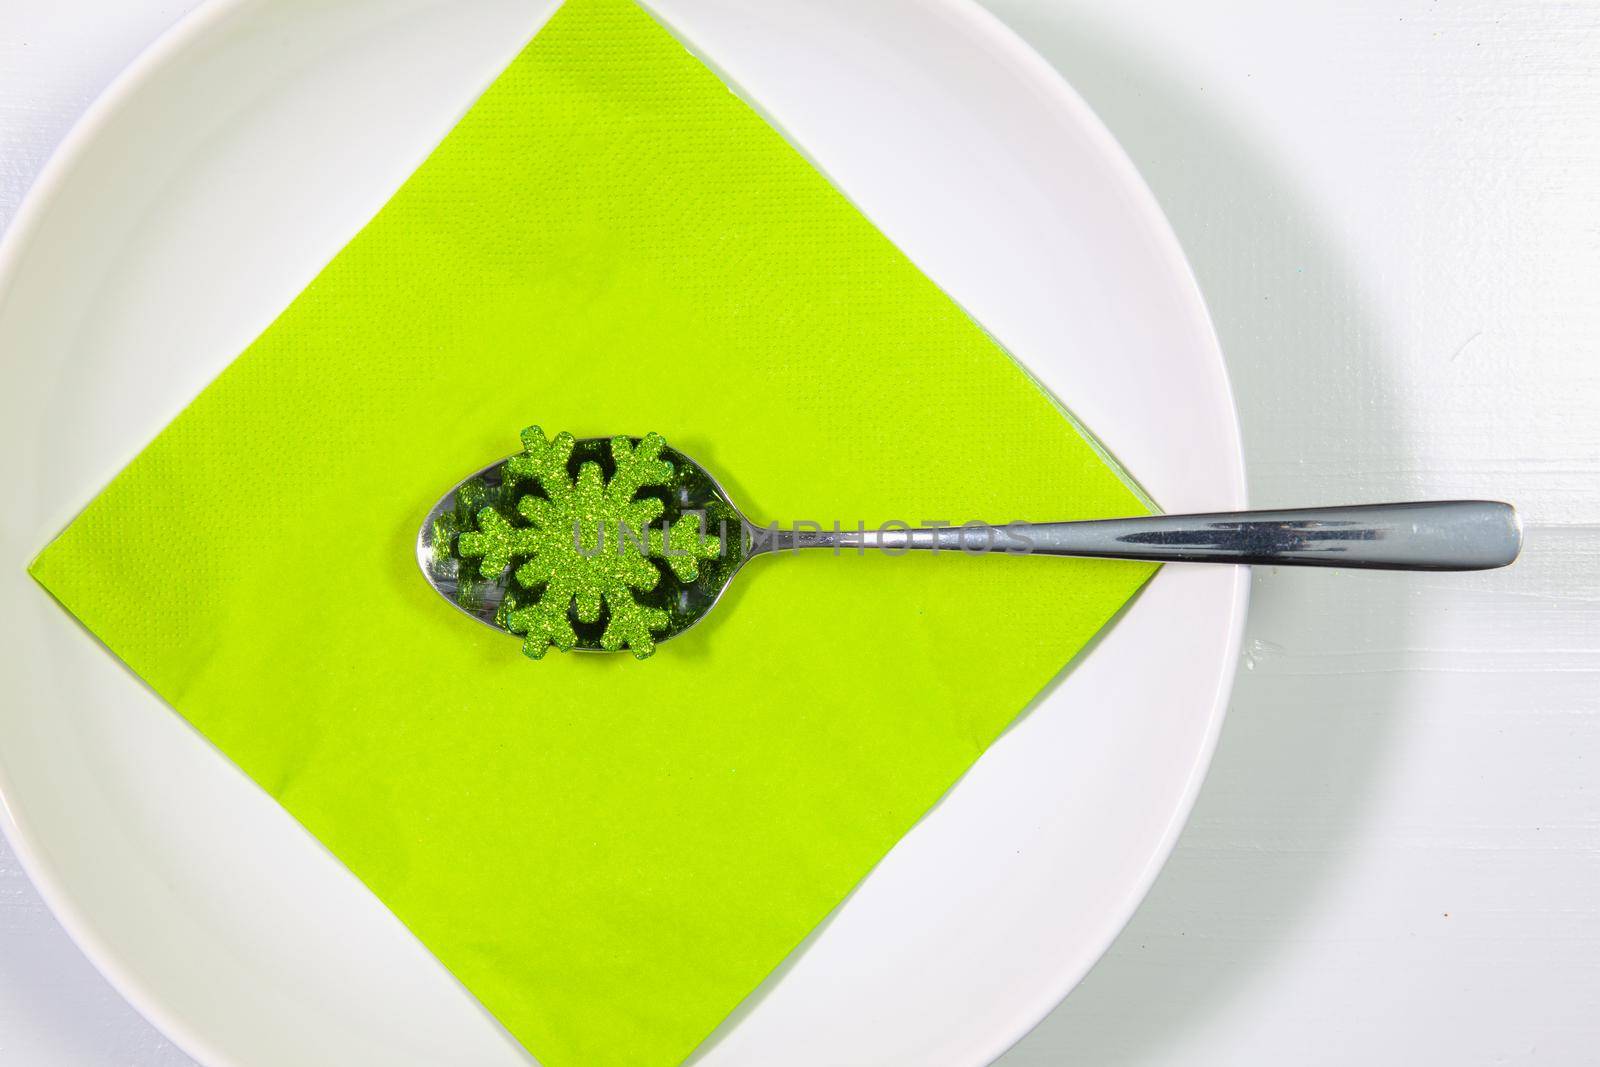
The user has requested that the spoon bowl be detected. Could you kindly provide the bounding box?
[418,436,750,653]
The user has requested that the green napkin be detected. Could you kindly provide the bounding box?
[29,1,1154,1063]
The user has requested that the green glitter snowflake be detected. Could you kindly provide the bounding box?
[454,426,721,660]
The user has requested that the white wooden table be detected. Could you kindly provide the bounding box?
[2,2,1596,1063]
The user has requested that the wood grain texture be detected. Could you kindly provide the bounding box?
[1,1,1596,1064]
[981,1,1600,1063]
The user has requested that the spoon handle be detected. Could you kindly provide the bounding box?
[773,501,1521,571]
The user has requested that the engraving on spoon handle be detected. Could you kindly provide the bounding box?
[1011,501,1522,571]
[774,502,1521,571]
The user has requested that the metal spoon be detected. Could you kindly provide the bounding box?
[417,434,1521,655]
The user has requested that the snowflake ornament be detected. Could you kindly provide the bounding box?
[454,426,721,660]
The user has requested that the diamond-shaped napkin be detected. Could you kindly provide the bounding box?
[29,1,1154,1063]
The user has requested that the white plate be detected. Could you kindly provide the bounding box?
[0,0,1246,1063]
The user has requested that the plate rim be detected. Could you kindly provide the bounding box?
[0,0,1249,1063]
